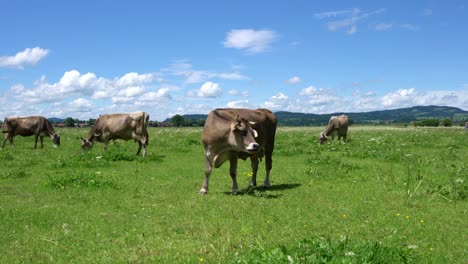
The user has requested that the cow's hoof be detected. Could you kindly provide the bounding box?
[264,185,271,190]
[199,188,208,195]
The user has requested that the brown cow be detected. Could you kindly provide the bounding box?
[200,108,277,194]
[2,116,60,149]
[81,112,149,157]
[319,115,349,144]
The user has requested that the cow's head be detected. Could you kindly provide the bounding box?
[319,132,328,144]
[81,137,94,150]
[229,115,259,153]
[52,133,60,146]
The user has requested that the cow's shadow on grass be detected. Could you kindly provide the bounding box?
[223,183,301,199]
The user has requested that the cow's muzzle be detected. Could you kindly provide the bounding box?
[246,143,260,152]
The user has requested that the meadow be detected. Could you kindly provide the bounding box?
[0,126,466,263]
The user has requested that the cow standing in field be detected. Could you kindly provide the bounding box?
[319,115,349,144]
[2,116,60,149]
[200,108,277,194]
[81,112,149,157]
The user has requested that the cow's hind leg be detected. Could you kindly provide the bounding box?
[250,157,259,187]
[229,155,239,194]
[264,150,273,189]
[40,136,44,148]
[200,156,212,194]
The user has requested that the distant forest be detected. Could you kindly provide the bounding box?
[164,105,468,127]
[13,105,465,128]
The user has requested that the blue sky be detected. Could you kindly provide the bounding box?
[1,0,467,121]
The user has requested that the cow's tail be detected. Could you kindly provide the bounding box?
[2,118,8,133]
[143,112,149,145]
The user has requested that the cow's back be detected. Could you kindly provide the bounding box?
[236,108,277,144]
[91,112,149,139]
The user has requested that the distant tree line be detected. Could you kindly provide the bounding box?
[413,118,454,127]
[171,115,205,127]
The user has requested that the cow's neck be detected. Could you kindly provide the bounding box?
[323,125,334,136]
[45,121,56,137]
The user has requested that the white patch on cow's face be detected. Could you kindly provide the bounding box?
[246,142,260,151]
[81,138,94,150]
[319,132,328,144]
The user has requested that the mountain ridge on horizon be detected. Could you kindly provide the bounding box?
[44,105,468,126]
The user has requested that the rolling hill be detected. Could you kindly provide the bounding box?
[165,105,468,126]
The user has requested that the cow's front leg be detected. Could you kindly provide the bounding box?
[229,155,239,194]
[103,140,109,150]
[250,157,259,187]
[200,156,212,194]
[1,134,8,148]
[33,135,38,148]
[136,141,142,156]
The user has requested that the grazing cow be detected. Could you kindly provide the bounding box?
[200,108,277,194]
[2,116,60,149]
[81,112,149,157]
[319,115,349,144]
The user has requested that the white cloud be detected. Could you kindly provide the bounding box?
[115,72,156,87]
[69,98,94,111]
[299,86,328,96]
[316,8,386,35]
[139,88,172,101]
[227,100,252,108]
[117,86,146,97]
[0,47,49,69]
[287,76,301,84]
[263,92,290,110]
[223,29,277,54]
[168,60,248,84]
[228,90,249,97]
[197,81,222,98]
[381,88,415,107]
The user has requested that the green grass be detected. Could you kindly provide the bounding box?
[0,126,467,263]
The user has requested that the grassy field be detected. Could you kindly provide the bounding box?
[0,126,467,263]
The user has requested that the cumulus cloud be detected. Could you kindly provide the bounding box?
[223,29,277,54]
[263,93,290,110]
[0,47,49,69]
[381,88,415,107]
[197,81,222,98]
[117,86,146,97]
[287,76,301,84]
[69,98,94,112]
[115,72,156,87]
[139,88,172,102]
